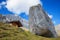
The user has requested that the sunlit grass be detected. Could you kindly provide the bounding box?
[0,22,60,40]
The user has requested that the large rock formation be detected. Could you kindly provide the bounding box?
[55,24,60,37]
[29,4,57,37]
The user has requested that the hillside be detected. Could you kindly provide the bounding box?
[0,22,60,40]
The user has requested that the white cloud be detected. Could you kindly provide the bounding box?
[5,0,42,15]
[48,14,53,19]
[0,1,6,5]
[1,2,6,5]
[0,1,6,9]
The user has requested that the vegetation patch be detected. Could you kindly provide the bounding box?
[0,22,60,40]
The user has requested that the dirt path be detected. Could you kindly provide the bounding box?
[20,27,29,31]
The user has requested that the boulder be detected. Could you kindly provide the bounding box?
[55,24,60,37]
[29,4,57,37]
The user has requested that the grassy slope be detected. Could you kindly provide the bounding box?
[0,22,60,40]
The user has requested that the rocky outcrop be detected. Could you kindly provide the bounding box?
[0,14,28,27]
[55,24,60,37]
[6,14,20,22]
[0,14,6,22]
[6,14,29,28]
[0,14,23,27]
[29,4,57,37]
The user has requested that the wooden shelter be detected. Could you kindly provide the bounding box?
[9,21,23,27]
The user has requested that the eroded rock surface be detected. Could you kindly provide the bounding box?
[55,24,60,37]
[29,4,57,37]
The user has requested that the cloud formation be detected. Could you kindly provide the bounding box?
[0,1,6,9]
[5,0,42,15]
[48,14,53,19]
[1,2,6,5]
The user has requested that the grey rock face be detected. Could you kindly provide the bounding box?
[0,14,28,28]
[29,4,57,37]
[0,14,6,22]
[6,14,20,22]
[6,14,29,28]
[55,24,60,37]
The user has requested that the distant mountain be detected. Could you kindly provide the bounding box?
[0,14,29,29]
[6,14,21,22]
[0,14,6,22]
[55,24,60,37]
[6,14,29,28]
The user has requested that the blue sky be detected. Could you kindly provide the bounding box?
[0,0,60,25]
[41,0,60,25]
[0,0,6,3]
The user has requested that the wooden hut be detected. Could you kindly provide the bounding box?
[9,21,23,27]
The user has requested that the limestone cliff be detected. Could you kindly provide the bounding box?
[29,4,57,37]
[55,24,60,37]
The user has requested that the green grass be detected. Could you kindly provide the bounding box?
[0,22,60,40]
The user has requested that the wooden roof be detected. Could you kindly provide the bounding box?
[9,21,23,27]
